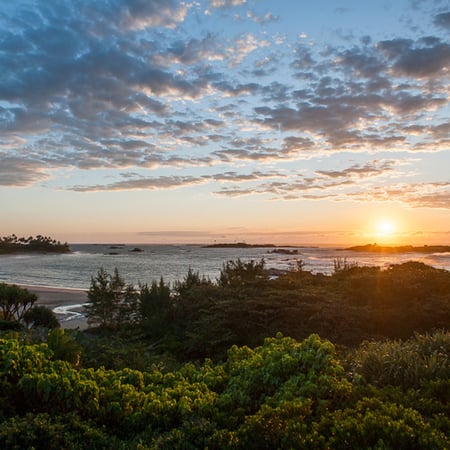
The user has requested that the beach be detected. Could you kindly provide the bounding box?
[23,285,89,330]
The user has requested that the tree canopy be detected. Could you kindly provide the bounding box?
[0,234,70,254]
[0,283,37,322]
[84,267,138,329]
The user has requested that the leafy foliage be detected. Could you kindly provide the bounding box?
[0,332,448,448]
[349,330,450,389]
[47,329,82,367]
[2,257,449,447]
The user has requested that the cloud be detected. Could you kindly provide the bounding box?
[213,159,415,201]
[208,0,247,9]
[0,157,50,186]
[246,11,279,25]
[348,182,450,209]
[209,170,283,182]
[226,33,270,66]
[377,37,450,78]
[69,175,205,192]
[116,0,189,30]
[411,191,450,209]
[158,34,225,65]
[137,230,217,238]
[316,161,395,178]
[215,179,450,211]
[0,0,449,212]
[67,170,282,192]
[254,35,449,149]
[433,12,450,29]
[72,0,189,32]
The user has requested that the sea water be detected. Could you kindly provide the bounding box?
[1,243,449,290]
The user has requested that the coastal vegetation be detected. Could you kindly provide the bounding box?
[0,258,449,448]
[81,259,450,358]
[0,330,448,448]
[0,234,70,254]
[0,284,59,332]
[0,283,37,322]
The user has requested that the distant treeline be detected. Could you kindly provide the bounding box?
[0,234,70,254]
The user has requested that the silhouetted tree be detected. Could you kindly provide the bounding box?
[139,278,172,338]
[23,305,60,329]
[0,283,37,321]
[84,268,138,329]
[0,234,70,253]
[218,258,268,288]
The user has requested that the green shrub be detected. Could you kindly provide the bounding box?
[47,329,82,367]
[321,397,449,449]
[349,330,450,388]
[0,413,116,450]
[0,332,449,448]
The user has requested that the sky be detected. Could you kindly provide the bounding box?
[0,0,449,245]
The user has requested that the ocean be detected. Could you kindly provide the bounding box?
[1,243,450,290]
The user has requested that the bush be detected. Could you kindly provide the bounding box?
[23,306,60,330]
[349,330,450,388]
[218,258,268,288]
[47,329,82,367]
[0,413,116,450]
[1,326,448,448]
[0,321,23,332]
[321,397,449,449]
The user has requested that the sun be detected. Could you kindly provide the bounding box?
[373,219,398,241]
[377,220,395,235]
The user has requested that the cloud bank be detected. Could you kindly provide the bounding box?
[0,0,449,209]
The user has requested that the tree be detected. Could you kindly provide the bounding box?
[83,268,138,329]
[23,305,60,329]
[173,267,212,296]
[0,283,37,322]
[138,278,172,338]
[0,234,70,254]
[218,258,268,288]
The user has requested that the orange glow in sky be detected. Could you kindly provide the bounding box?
[0,1,449,245]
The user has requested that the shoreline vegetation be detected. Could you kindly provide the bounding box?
[0,252,449,448]
[343,243,450,253]
[0,234,71,254]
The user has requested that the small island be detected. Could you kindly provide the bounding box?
[268,248,299,255]
[344,243,450,253]
[0,234,71,254]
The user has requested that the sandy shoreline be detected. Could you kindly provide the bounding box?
[21,284,89,329]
